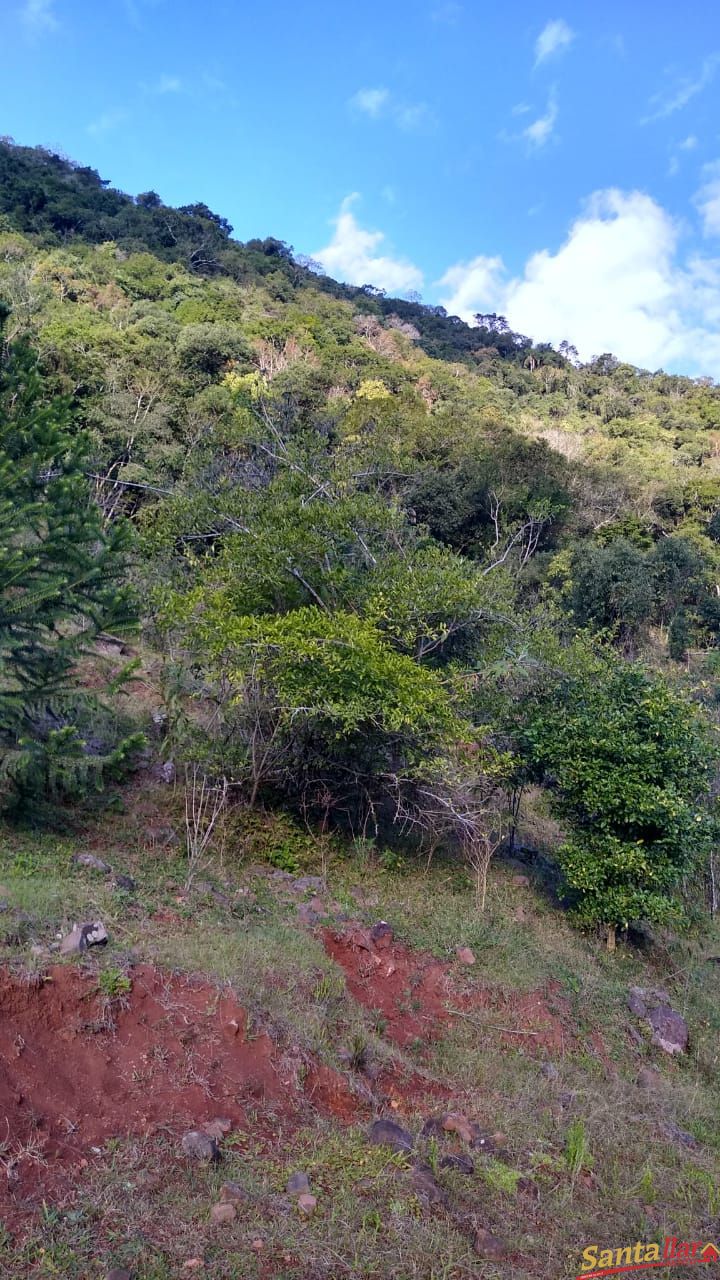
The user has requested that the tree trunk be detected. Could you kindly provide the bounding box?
[606,924,616,952]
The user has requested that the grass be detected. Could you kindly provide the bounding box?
[0,789,719,1277]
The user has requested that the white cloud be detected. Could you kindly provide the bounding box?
[643,53,720,122]
[695,162,720,237]
[680,134,699,150]
[534,18,575,66]
[523,89,558,148]
[20,0,57,32]
[349,87,390,118]
[348,87,435,133]
[438,189,720,377]
[314,195,424,295]
[86,109,127,137]
[155,73,182,94]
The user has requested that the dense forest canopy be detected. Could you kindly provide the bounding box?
[2,136,720,945]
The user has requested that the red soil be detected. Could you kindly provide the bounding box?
[322,926,574,1056]
[0,963,360,1214]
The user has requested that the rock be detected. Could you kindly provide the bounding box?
[420,1116,446,1140]
[210,1202,237,1225]
[410,1161,448,1206]
[660,1121,699,1149]
[106,1270,133,1280]
[541,1062,559,1081]
[287,1171,311,1197]
[442,1113,475,1145]
[153,760,175,784]
[512,874,530,888]
[180,1130,219,1162]
[455,946,476,966]
[296,902,321,926]
[220,1181,252,1203]
[367,1118,414,1153]
[297,1193,317,1215]
[370,921,393,949]
[473,1228,509,1260]
[440,1153,475,1175]
[292,876,326,895]
[636,1066,662,1090]
[60,921,108,954]
[202,1117,232,1141]
[73,853,111,874]
[114,874,136,892]
[649,1006,688,1056]
[627,987,688,1055]
[513,906,529,924]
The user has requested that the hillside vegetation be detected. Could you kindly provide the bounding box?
[1,139,720,1279]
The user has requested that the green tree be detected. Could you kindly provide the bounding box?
[520,640,715,947]
[0,338,141,813]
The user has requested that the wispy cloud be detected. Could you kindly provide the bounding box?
[348,87,436,133]
[430,2,463,24]
[523,89,558,148]
[86,109,128,138]
[154,73,182,94]
[19,0,57,34]
[643,53,720,122]
[534,18,575,67]
[695,161,720,237]
[349,87,390,118]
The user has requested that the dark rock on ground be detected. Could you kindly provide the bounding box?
[114,874,136,892]
[660,1121,699,1149]
[541,1062,559,1081]
[287,1171,311,1197]
[628,986,688,1055]
[440,1153,475,1175]
[473,1228,509,1260]
[210,1202,236,1224]
[410,1160,448,1206]
[181,1129,219,1162]
[367,1118,414,1153]
[220,1181,253,1203]
[292,875,327,895]
[370,921,393,948]
[636,1066,662,1089]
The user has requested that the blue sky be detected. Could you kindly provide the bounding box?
[2,0,720,375]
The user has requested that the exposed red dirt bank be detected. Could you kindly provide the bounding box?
[322,926,575,1056]
[0,963,358,1208]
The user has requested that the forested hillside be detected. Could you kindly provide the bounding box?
[3,137,720,941]
[4,137,720,1280]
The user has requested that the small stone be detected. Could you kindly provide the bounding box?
[114,874,136,892]
[512,874,530,888]
[287,1171,311,1197]
[296,902,320,926]
[74,853,111,873]
[513,906,529,923]
[541,1062,560,1081]
[473,1228,509,1260]
[210,1202,236,1225]
[60,921,108,955]
[251,1239,264,1251]
[455,946,476,966]
[370,921,393,949]
[367,1118,414,1153]
[180,1130,219,1162]
[440,1153,474,1175]
[154,760,175,784]
[183,1262,204,1272]
[297,1193,317,1215]
[202,1117,232,1140]
[442,1113,475,1145]
[410,1160,448,1206]
[106,1270,132,1280]
[636,1066,661,1090]
[220,1181,252,1203]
